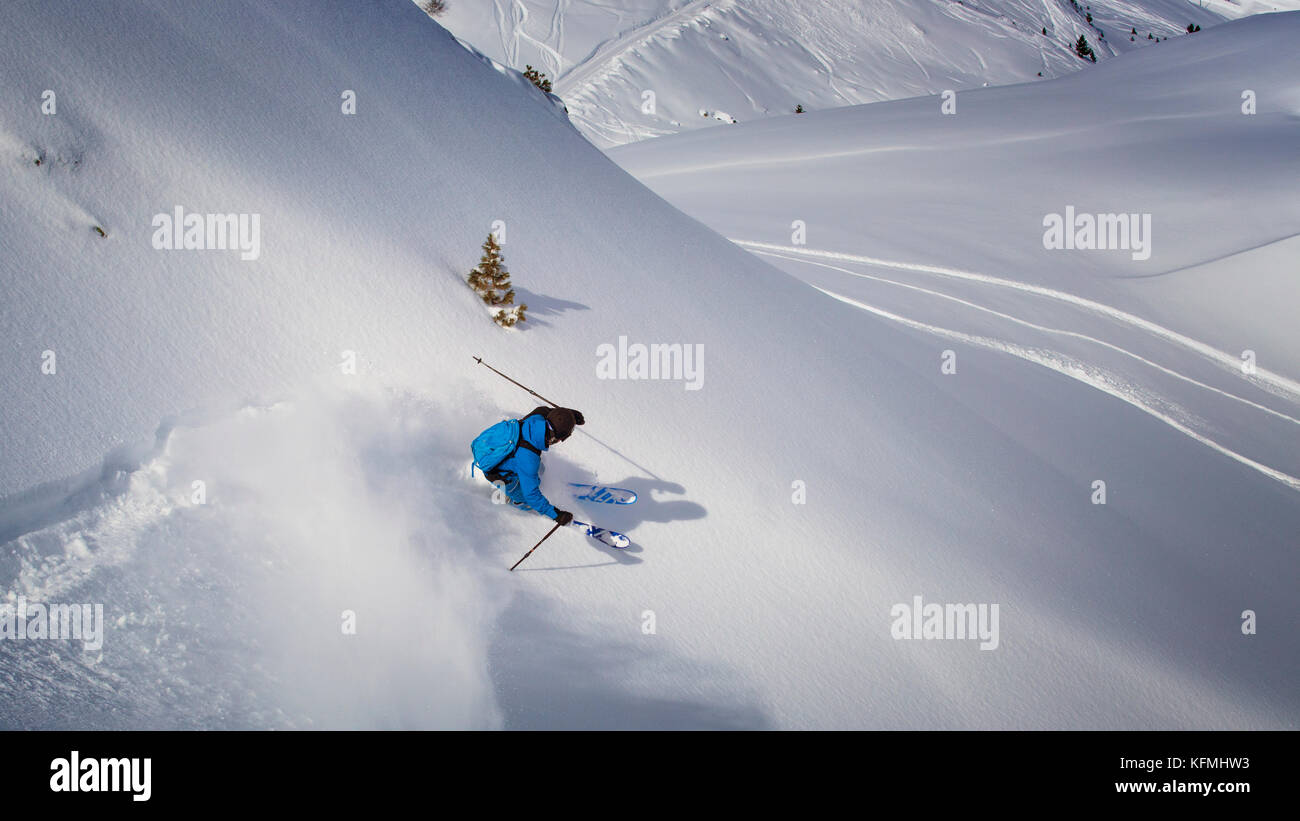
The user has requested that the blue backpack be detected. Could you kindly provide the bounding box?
[471,412,545,474]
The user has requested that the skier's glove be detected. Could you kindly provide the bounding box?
[571,410,585,426]
[554,510,574,526]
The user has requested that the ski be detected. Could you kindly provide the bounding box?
[570,520,630,549]
[472,465,635,506]
[567,482,637,505]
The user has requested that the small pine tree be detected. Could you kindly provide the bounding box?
[523,65,553,94]
[1131,27,1137,35]
[494,304,527,327]
[795,104,804,114]
[418,0,448,16]
[486,247,514,305]
[1075,35,1096,61]
[1086,13,1092,23]
[1042,27,1047,35]
[467,234,528,327]
[467,233,512,306]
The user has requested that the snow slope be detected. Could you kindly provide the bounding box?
[437,0,1231,146]
[611,10,1300,374]
[1,1,1296,729]
[1200,0,1300,17]
[610,9,1300,721]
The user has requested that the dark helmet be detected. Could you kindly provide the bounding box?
[546,408,576,443]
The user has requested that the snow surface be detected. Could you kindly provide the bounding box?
[1,1,1297,728]
[1199,0,1300,17]
[611,9,1300,725]
[437,0,1239,146]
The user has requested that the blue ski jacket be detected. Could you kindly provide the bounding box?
[493,413,558,520]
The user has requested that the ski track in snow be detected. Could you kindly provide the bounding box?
[743,244,1300,494]
[493,0,566,77]
[555,0,733,98]
[736,241,1300,404]
[752,249,1300,428]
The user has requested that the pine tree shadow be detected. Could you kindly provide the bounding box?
[511,287,589,330]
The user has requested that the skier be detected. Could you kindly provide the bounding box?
[480,406,585,526]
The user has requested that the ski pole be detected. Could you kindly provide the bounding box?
[472,356,559,408]
[510,522,563,571]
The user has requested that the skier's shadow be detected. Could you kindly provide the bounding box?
[535,473,706,566]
